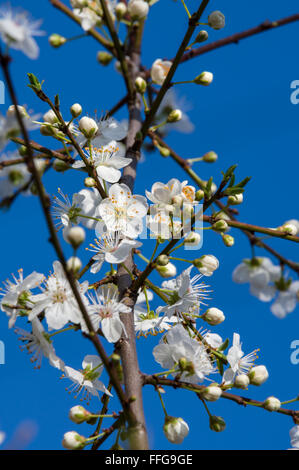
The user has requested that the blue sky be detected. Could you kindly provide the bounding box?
[0,0,298,450]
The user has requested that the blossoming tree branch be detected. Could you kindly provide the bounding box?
[0,0,299,451]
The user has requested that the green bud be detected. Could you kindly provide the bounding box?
[135,76,147,94]
[209,415,226,432]
[156,254,169,266]
[212,219,228,232]
[97,51,113,66]
[194,30,209,43]
[202,151,218,163]
[49,34,66,48]
[18,145,28,157]
[222,234,234,247]
[53,158,70,173]
[195,189,205,201]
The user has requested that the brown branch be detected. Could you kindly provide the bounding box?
[179,14,299,64]
[143,374,299,423]
[11,137,74,163]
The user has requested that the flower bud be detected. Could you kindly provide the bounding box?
[40,124,54,136]
[128,0,149,20]
[202,307,225,326]
[156,254,169,266]
[97,51,113,66]
[234,374,250,389]
[34,159,47,174]
[208,11,225,30]
[212,219,228,233]
[209,415,226,432]
[53,158,70,172]
[249,365,269,386]
[69,405,91,424]
[18,145,28,156]
[49,33,66,48]
[43,109,59,124]
[115,2,127,20]
[151,59,172,86]
[194,30,209,43]
[194,71,213,86]
[222,234,234,247]
[193,254,219,276]
[228,193,243,206]
[163,416,189,444]
[184,231,201,246]
[84,177,97,187]
[203,151,218,163]
[135,76,147,94]
[7,105,28,118]
[157,145,170,157]
[167,109,182,123]
[264,396,281,412]
[195,189,205,201]
[156,262,177,278]
[66,256,82,273]
[62,431,86,450]
[70,103,82,118]
[201,385,222,402]
[214,210,230,221]
[280,223,298,236]
[79,116,98,139]
[66,226,86,248]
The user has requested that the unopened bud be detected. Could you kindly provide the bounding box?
[201,385,222,402]
[163,416,189,444]
[194,71,213,86]
[128,0,149,20]
[18,145,28,156]
[193,254,219,276]
[264,396,281,412]
[49,33,66,48]
[209,415,226,432]
[234,374,250,389]
[280,223,298,236]
[228,193,243,206]
[79,117,98,139]
[66,256,82,273]
[66,226,86,248]
[249,365,269,386]
[7,105,28,118]
[212,219,228,233]
[208,11,225,30]
[97,51,113,66]
[195,189,205,201]
[62,431,86,450]
[53,158,70,172]
[194,30,209,43]
[135,76,147,94]
[222,234,234,247]
[69,406,91,424]
[184,231,201,246]
[43,109,59,124]
[202,307,225,326]
[156,262,177,278]
[156,254,169,266]
[84,177,97,187]
[115,3,127,20]
[203,151,218,163]
[70,103,82,118]
[167,109,182,123]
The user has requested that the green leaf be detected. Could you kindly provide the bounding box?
[27,73,41,91]
[218,338,229,352]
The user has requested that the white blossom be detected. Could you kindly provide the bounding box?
[223,333,259,384]
[14,317,65,370]
[75,115,128,149]
[157,89,195,134]
[29,261,89,331]
[157,266,210,319]
[163,417,189,444]
[233,257,281,301]
[88,232,142,274]
[84,284,129,342]
[72,142,130,183]
[153,324,216,383]
[270,281,299,319]
[0,269,44,328]
[151,59,172,86]
[98,183,148,239]
[289,425,299,450]
[63,355,112,402]
[0,106,39,151]
[0,5,44,59]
